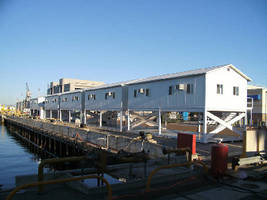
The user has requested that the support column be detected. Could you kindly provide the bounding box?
[198,113,201,133]
[247,111,248,128]
[50,110,52,119]
[120,110,123,132]
[59,109,62,121]
[83,110,87,125]
[100,111,103,127]
[202,110,207,143]
[158,109,161,135]
[127,110,130,131]
[68,110,71,123]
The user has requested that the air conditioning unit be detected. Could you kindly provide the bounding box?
[176,84,185,90]
[139,88,144,93]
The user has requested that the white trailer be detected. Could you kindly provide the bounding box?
[29,97,45,119]
[126,64,251,142]
[44,94,60,119]
[84,82,128,131]
[60,90,82,122]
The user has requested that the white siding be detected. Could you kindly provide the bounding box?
[127,75,206,111]
[30,97,45,110]
[44,95,60,110]
[205,67,247,112]
[85,87,124,111]
[60,92,82,111]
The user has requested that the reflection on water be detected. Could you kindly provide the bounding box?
[0,123,41,190]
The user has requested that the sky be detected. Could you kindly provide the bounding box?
[0,0,266,105]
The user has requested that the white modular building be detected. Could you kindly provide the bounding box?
[29,97,45,119]
[126,64,251,142]
[83,82,128,131]
[44,94,60,119]
[60,90,83,122]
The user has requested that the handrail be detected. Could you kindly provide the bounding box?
[6,175,112,200]
[145,160,208,192]
[162,147,192,163]
[38,156,88,192]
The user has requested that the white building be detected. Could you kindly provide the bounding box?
[29,97,45,119]
[84,82,128,131]
[44,94,60,119]
[247,85,267,125]
[126,64,251,142]
[60,90,82,122]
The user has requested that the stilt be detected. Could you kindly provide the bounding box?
[127,110,130,131]
[158,109,161,135]
[100,111,103,128]
[120,110,123,132]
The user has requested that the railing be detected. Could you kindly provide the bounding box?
[6,175,112,200]
[145,160,208,192]
[247,97,253,109]
[38,156,89,192]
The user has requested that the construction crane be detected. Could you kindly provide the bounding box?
[26,82,31,101]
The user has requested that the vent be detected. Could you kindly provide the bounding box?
[176,84,185,90]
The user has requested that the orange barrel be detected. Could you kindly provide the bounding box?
[211,143,228,177]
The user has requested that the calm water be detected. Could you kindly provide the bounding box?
[0,123,121,190]
[0,123,41,190]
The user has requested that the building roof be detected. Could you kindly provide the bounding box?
[84,81,129,91]
[125,64,251,85]
[248,85,267,90]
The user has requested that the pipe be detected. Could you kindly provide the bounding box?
[38,156,88,192]
[145,160,208,192]
[6,175,112,200]
[162,147,192,162]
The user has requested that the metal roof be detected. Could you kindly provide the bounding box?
[52,64,251,94]
[125,64,251,85]
[84,80,130,91]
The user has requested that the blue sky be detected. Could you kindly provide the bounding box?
[0,0,266,105]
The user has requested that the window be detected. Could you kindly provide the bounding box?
[217,84,223,94]
[233,86,239,96]
[62,97,68,102]
[169,86,173,95]
[145,89,150,96]
[72,96,79,101]
[138,88,144,94]
[134,90,137,98]
[105,92,114,100]
[186,84,193,94]
[88,94,96,100]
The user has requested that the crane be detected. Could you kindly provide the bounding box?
[26,82,31,101]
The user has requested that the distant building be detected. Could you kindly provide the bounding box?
[47,78,104,95]
[247,85,267,125]
[29,97,45,119]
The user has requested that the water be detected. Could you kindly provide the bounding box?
[0,123,41,190]
[0,123,121,190]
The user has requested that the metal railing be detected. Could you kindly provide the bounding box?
[6,175,112,200]
[145,160,208,192]
[38,156,89,192]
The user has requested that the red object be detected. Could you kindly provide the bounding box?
[211,143,228,176]
[177,133,196,155]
